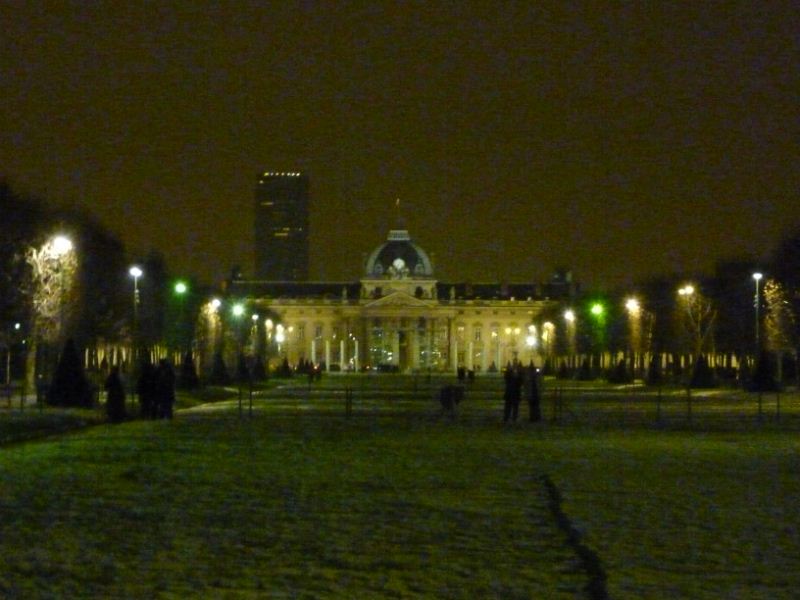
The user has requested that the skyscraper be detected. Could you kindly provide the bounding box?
[254,172,309,280]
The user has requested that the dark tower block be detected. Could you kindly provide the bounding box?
[254,172,310,280]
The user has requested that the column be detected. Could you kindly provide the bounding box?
[428,319,440,368]
[340,340,346,370]
[311,339,317,365]
[468,340,474,370]
[354,340,359,371]
[411,325,420,370]
[392,324,400,366]
[325,340,331,372]
[452,339,458,372]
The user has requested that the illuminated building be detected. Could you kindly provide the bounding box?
[226,224,575,373]
[254,172,309,281]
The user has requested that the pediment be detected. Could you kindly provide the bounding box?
[363,290,433,308]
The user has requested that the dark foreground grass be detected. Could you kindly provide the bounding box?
[0,413,584,598]
[0,408,103,445]
[1,388,799,598]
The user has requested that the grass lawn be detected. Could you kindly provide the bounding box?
[1,377,799,598]
[0,408,104,445]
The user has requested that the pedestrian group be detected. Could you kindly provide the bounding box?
[503,360,541,423]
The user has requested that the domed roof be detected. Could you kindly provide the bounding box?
[365,229,434,278]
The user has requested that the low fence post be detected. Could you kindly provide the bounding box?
[758,391,763,423]
[656,386,662,424]
[249,378,254,418]
[776,391,781,421]
[686,386,692,425]
[345,386,353,418]
[551,387,559,423]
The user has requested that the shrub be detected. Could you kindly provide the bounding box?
[178,352,200,390]
[48,339,93,408]
[208,351,231,385]
[606,359,632,384]
[750,350,779,392]
[690,355,717,389]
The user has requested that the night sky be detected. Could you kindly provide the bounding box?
[2,2,798,288]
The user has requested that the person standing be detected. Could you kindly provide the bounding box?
[503,361,523,423]
[510,362,523,421]
[155,359,176,419]
[526,360,542,422]
[104,366,127,423]
[137,361,158,419]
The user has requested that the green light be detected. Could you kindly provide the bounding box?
[174,281,188,295]
[590,303,604,316]
[232,303,245,317]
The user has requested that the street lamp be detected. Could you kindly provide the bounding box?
[625,297,642,378]
[51,235,73,257]
[564,309,576,369]
[129,266,143,319]
[677,285,696,371]
[526,324,537,354]
[625,297,640,316]
[588,302,606,371]
[173,281,189,355]
[752,272,763,352]
[129,266,143,363]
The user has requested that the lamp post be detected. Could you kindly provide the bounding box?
[564,309,576,370]
[174,281,188,355]
[525,325,537,362]
[129,266,143,361]
[589,302,605,371]
[752,272,763,354]
[129,266,143,320]
[625,297,641,377]
[677,285,695,370]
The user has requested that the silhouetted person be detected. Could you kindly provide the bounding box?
[525,360,542,422]
[137,361,158,419]
[155,359,176,419]
[503,362,523,423]
[104,366,126,423]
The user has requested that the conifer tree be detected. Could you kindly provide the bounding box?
[48,338,93,407]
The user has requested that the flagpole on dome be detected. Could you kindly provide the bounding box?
[395,197,406,230]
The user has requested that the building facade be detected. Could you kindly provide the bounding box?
[254,172,309,280]
[224,226,573,373]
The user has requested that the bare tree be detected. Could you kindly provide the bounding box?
[677,287,717,358]
[25,238,77,387]
[764,279,797,381]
